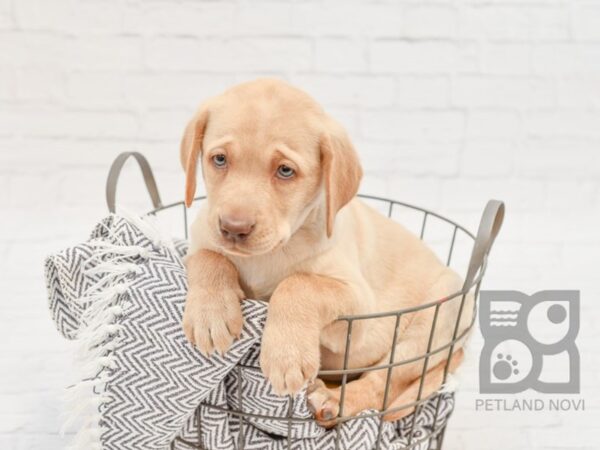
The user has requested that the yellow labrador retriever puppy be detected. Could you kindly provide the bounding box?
[180,79,471,427]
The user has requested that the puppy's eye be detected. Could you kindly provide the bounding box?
[212,154,227,168]
[276,165,295,179]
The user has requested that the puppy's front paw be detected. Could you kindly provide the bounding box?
[182,286,244,356]
[259,324,320,396]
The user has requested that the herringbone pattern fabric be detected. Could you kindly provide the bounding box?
[45,214,454,450]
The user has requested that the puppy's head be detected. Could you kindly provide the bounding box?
[181,79,362,257]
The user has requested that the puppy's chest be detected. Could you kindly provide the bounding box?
[235,259,294,301]
[231,236,328,301]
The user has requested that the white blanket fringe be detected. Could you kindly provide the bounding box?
[61,213,155,450]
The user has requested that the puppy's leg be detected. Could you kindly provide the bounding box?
[306,346,464,428]
[306,324,424,429]
[307,369,394,428]
[383,348,464,421]
[308,270,468,427]
[182,249,245,355]
[260,273,365,396]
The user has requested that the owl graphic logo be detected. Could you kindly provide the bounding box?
[479,290,580,394]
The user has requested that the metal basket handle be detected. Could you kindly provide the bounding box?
[462,199,505,291]
[106,152,163,213]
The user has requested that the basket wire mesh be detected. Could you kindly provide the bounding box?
[106,152,504,450]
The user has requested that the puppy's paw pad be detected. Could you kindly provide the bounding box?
[307,379,339,429]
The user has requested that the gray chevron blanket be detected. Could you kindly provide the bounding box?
[44,213,455,450]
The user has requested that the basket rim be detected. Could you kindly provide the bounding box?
[146,193,483,320]
[150,193,476,240]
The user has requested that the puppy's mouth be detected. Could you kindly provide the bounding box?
[217,236,287,258]
[218,242,254,257]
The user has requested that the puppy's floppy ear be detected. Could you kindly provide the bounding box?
[180,107,209,207]
[320,122,363,237]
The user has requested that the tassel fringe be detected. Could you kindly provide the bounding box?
[61,213,156,449]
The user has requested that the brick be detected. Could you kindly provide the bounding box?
[14,0,132,33]
[21,108,139,139]
[0,0,11,29]
[455,41,482,74]
[67,72,236,109]
[459,5,530,41]
[0,137,134,168]
[67,37,144,71]
[315,38,367,73]
[56,165,183,210]
[145,37,311,72]
[16,68,64,101]
[0,175,8,206]
[234,2,291,35]
[573,2,600,41]
[0,108,20,137]
[556,76,600,108]
[466,110,521,139]
[531,428,596,449]
[491,242,563,271]
[7,172,60,207]
[395,76,450,108]
[525,111,600,139]
[460,140,514,177]
[389,177,442,210]
[323,107,359,137]
[452,76,555,108]
[65,72,129,108]
[397,142,460,177]
[353,141,395,176]
[515,138,600,179]
[356,140,460,177]
[149,170,186,207]
[138,109,190,141]
[481,43,531,75]
[403,5,458,39]
[545,181,596,211]
[361,110,465,141]
[359,173,388,197]
[441,179,545,212]
[13,0,69,30]
[529,5,570,41]
[0,34,134,72]
[506,211,592,245]
[453,428,532,450]
[290,3,403,37]
[0,68,15,100]
[370,41,458,74]
[0,33,67,68]
[532,44,600,75]
[136,2,236,36]
[290,75,395,108]
[57,167,110,206]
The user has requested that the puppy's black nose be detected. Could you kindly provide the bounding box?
[219,215,255,241]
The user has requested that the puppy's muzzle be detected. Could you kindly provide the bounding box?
[219,215,256,242]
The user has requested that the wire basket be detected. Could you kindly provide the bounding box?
[106,152,504,450]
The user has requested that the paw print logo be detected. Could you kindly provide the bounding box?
[485,339,531,386]
[493,354,519,380]
[479,290,580,394]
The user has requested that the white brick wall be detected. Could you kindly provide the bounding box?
[1,0,599,448]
